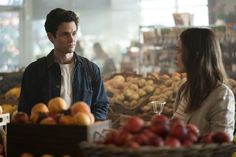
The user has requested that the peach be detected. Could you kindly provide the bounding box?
[40,117,57,125]
[88,113,95,124]
[0,106,2,114]
[31,103,49,115]
[30,112,48,124]
[73,112,91,126]
[70,101,91,116]
[40,154,54,157]
[58,115,75,125]
[20,153,34,157]
[47,97,68,114]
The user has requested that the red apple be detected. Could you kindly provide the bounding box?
[187,123,200,136]
[151,115,169,125]
[212,131,230,143]
[184,132,198,143]
[133,133,150,145]
[150,136,164,147]
[123,116,145,133]
[169,120,187,140]
[141,128,155,139]
[165,137,181,148]
[115,130,133,146]
[170,118,182,128]
[125,140,140,149]
[103,131,118,144]
[181,139,193,147]
[150,122,169,138]
[11,112,30,124]
[199,132,213,144]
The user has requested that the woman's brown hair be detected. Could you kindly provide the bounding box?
[179,28,227,112]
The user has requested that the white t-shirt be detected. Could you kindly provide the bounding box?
[59,61,75,108]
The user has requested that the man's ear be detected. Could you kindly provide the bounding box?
[47,32,54,43]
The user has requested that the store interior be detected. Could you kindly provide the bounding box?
[1,0,236,156]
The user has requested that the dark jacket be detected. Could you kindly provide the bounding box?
[18,50,109,120]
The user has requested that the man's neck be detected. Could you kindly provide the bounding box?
[54,51,74,64]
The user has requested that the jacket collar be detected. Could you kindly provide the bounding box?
[46,50,82,68]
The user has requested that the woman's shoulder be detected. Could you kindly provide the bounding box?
[211,83,234,98]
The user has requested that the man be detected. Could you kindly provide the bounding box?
[18,8,109,121]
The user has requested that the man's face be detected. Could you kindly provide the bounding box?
[175,38,186,73]
[48,21,77,54]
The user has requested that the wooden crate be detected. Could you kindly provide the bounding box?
[7,120,110,157]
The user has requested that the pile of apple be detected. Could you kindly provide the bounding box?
[11,97,95,126]
[100,115,231,148]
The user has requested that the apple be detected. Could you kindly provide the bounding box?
[186,123,200,136]
[125,140,140,149]
[141,128,155,139]
[133,133,150,145]
[151,114,169,125]
[150,136,164,147]
[150,122,169,138]
[181,139,193,147]
[169,119,187,140]
[212,131,230,143]
[165,137,181,148]
[115,130,133,146]
[170,118,182,128]
[184,132,198,143]
[123,116,144,133]
[11,111,30,124]
[199,132,213,144]
[103,131,118,144]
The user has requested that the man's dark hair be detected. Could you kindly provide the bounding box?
[44,8,79,37]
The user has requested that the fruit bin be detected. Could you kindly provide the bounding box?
[79,142,236,157]
[7,120,110,157]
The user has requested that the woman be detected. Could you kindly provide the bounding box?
[173,28,235,140]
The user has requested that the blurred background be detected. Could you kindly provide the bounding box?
[0,0,236,77]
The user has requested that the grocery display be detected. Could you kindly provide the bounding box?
[1,68,236,157]
[7,98,110,156]
[79,115,236,157]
